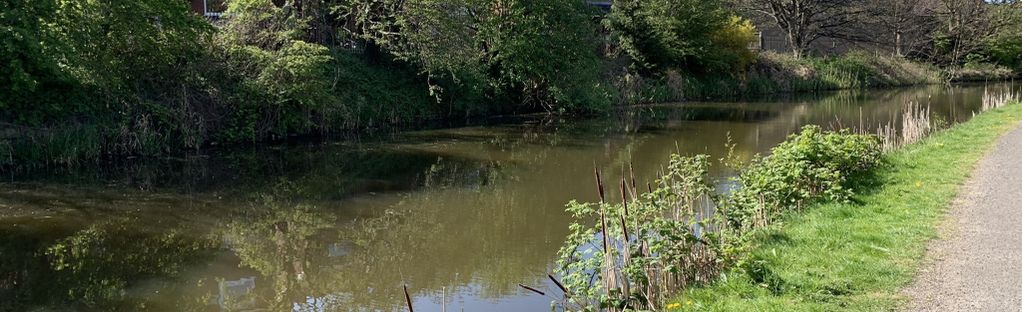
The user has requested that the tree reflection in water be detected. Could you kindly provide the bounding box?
[221,187,334,310]
[0,83,1013,311]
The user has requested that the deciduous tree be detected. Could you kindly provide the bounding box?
[735,0,865,58]
[860,0,939,57]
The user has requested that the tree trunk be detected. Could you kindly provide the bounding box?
[789,31,805,58]
[895,31,903,57]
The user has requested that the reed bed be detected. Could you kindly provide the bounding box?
[983,87,1020,111]
[876,102,932,152]
[870,87,1020,153]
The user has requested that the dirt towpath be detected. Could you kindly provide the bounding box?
[903,125,1022,311]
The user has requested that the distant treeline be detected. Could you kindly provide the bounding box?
[1,0,1020,165]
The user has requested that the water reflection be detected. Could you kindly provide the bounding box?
[0,83,1017,311]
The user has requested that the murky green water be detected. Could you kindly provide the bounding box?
[1,83,1017,311]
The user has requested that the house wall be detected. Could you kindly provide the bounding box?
[753,22,894,57]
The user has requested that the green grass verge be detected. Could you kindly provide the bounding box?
[671,102,1022,311]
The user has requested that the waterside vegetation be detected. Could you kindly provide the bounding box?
[2,0,1021,167]
[671,97,1022,311]
[536,89,1021,310]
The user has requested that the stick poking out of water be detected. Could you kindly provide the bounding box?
[518,284,546,296]
[548,274,571,298]
[404,284,414,312]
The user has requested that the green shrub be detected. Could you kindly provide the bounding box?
[0,0,82,124]
[724,126,882,232]
[605,0,748,74]
[257,41,336,134]
[334,0,608,113]
[708,16,759,73]
[986,4,1022,72]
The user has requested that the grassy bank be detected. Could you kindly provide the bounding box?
[951,62,1019,82]
[617,52,945,103]
[669,101,1022,311]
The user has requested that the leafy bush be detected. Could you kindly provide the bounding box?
[221,0,309,48]
[0,0,80,123]
[723,126,882,232]
[604,0,735,73]
[708,16,759,73]
[0,0,210,123]
[257,41,336,134]
[477,0,608,112]
[986,4,1022,72]
[53,0,212,99]
[553,126,882,310]
[332,0,608,113]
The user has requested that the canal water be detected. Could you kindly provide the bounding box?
[0,83,1016,311]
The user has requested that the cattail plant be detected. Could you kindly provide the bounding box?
[876,121,899,153]
[553,157,723,311]
[982,87,1020,111]
[873,102,932,152]
[901,101,932,147]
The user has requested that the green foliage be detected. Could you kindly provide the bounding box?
[478,0,608,111]
[280,41,333,118]
[0,0,77,123]
[0,0,960,167]
[333,0,608,112]
[0,124,103,167]
[0,0,210,124]
[555,126,882,310]
[557,155,721,311]
[222,0,307,48]
[672,101,1022,312]
[53,0,212,97]
[328,52,442,127]
[614,52,941,104]
[986,6,1022,71]
[709,16,758,73]
[744,52,939,96]
[0,0,216,161]
[214,0,336,140]
[724,126,882,232]
[605,0,755,76]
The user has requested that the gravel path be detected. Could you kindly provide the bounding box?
[903,125,1022,311]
